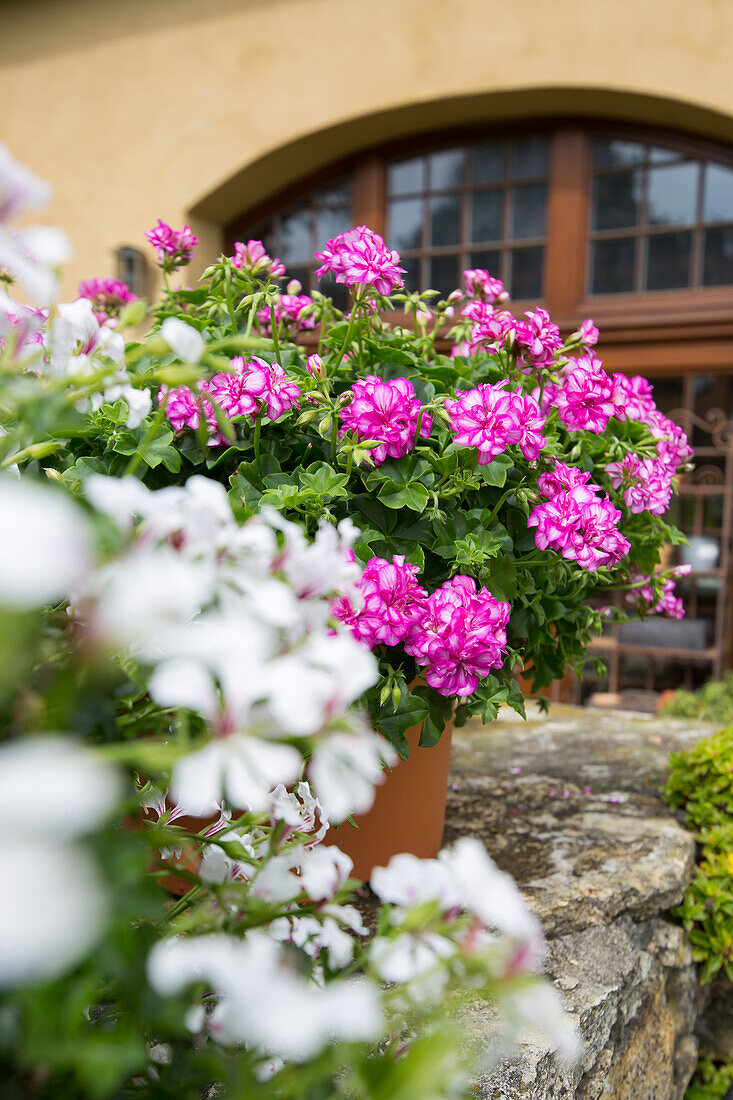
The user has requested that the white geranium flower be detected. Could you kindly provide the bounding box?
[369,930,455,986]
[147,931,382,1058]
[161,317,205,364]
[75,545,215,650]
[0,736,122,988]
[170,736,302,816]
[0,841,108,987]
[99,380,152,429]
[0,477,92,608]
[269,914,356,969]
[0,225,72,304]
[298,844,352,901]
[48,299,123,375]
[264,632,377,737]
[84,474,153,531]
[309,727,396,823]
[370,851,460,909]
[0,736,123,837]
[438,837,544,964]
[269,780,329,842]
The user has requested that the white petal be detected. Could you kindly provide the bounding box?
[161,317,205,364]
[0,478,92,608]
[0,841,107,987]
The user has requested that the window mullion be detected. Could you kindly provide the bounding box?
[544,128,590,320]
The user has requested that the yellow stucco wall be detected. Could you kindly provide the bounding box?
[5,0,733,298]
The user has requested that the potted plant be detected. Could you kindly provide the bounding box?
[3,214,693,876]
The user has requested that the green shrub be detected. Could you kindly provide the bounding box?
[665,726,733,983]
[662,673,733,726]
[685,1057,733,1100]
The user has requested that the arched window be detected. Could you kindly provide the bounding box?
[225,123,733,375]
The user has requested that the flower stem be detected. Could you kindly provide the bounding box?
[225,268,238,333]
[244,293,262,339]
[330,411,339,466]
[331,294,360,372]
[269,302,283,367]
[253,408,263,477]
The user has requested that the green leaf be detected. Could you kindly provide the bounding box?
[379,481,429,512]
[413,686,453,747]
[486,555,518,601]
[477,453,514,488]
[369,687,429,759]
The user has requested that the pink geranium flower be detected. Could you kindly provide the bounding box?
[144,220,198,272]
[159,383,225,447]
[605,453,673,516]
[209,356,301,422]
[445,380,546,464]
[339,375,431,465]
[513,308,563,368]
[332,555,427,648]
[552,356,622,433]
[405,576,510,697]
[316,226,405,297]
[528,479,630,572]
[462,268,508,304]
[625,568,685,620]
[232,239,286,280]
[77,277,136,323]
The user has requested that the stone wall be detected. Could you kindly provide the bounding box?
[446,704,717,1100]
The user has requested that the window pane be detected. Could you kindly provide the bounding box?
[470,140,505,184]
[703,226,733,285]
[400,257,420,294]
[594,139,645,168]
[590,237,636,293]
[649,376,684,417]
[388,197,423,252]
[704,163,733,223]
[428,254,460,298]
[647,163,698,226]
[511,183,546,239]
[512,135,550,178]
[469,249,502,277]
[429,194,461,246]
[470,190,503,243]
[316,206,351,250]
[509,246,543,299]
[317,270,349,312]
[429,148,464,190]
[388,156,424,195]
[247,219,275,254]
[316,179,352,206]
[279,206,312,263]
[592,170,642,230]
[650,146,681,164]
[645,231,692,290]
[287,266,310,292]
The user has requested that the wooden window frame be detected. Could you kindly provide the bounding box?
[224,118,733,373]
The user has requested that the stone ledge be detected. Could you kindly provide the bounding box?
[445,704,713,1100]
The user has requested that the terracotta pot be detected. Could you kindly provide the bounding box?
[326,720,454,881]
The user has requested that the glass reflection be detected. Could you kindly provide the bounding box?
[470,140,506,184]
[594,139,645,168]
[509,246,543,299]
[647,163,698,226]
[470,190,503,243]
[388,198,423,252]
[704,163,733,224]
[591,237,635,294]
[511,183,546,239]
[428,255,459,298]
[429,194,461,246]
[512,136,550,178]
[646,231,692,290]
[592,171,642,230]
[429,148,464,190]
[703,226,733,285]
[388,157,424,195]
[279,206,312,262]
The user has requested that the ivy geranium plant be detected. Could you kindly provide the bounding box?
[1,168,692,758]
